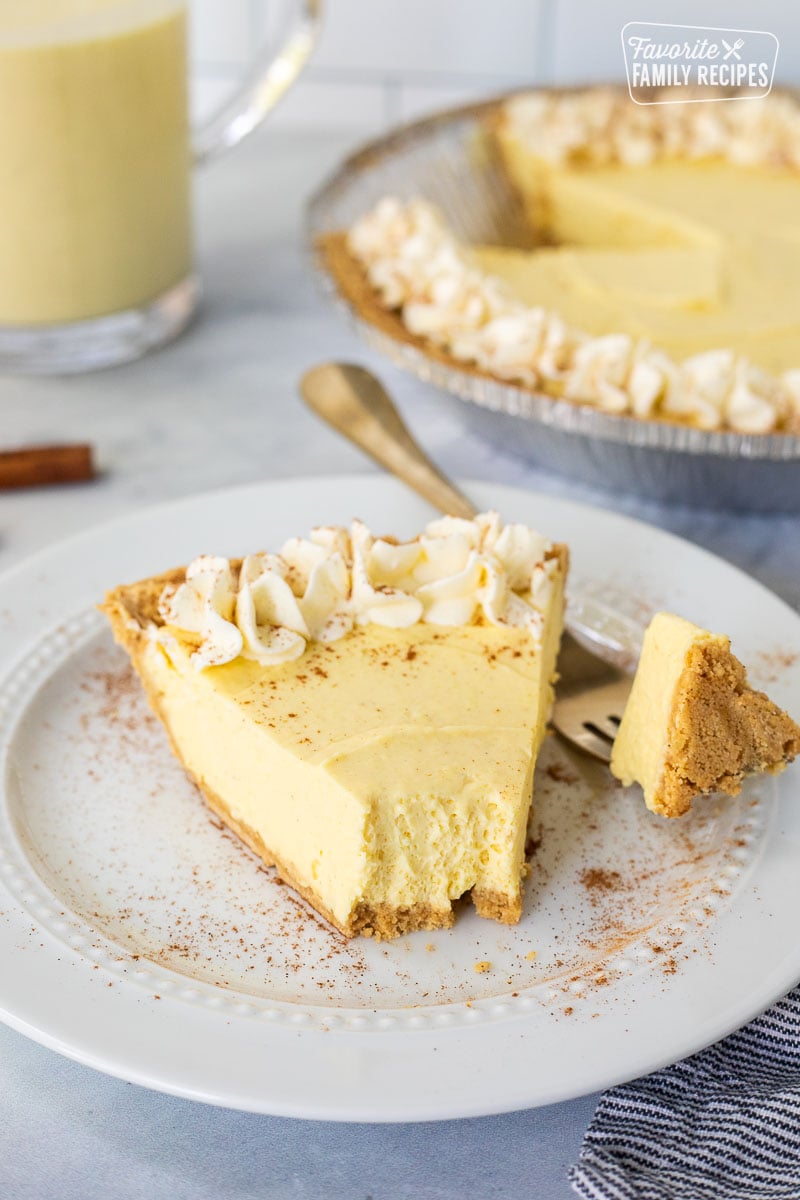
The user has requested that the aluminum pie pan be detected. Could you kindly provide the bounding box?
[307,91,800,512]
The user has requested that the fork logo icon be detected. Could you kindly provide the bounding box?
[722,37,745,60]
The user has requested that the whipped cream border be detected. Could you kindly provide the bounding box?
[155,513,559,670]
[502,87,800,169]
[345,195,800,436]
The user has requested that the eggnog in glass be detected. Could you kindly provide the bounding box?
[0,0,320,372]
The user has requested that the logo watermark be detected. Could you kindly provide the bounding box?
[621,22,779,104]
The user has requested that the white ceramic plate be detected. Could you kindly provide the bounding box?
[1,476,799,1121]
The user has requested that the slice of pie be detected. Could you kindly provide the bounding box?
[319,88,800,434]
[610,612,800,818]
[102,513,567,938]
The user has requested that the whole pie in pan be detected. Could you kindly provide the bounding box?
[319,88,800,436]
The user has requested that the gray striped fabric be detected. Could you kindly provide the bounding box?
[569,986,800,1199]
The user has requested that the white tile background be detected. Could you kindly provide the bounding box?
[189,0,800,132]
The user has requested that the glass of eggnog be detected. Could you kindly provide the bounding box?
[0,0,319,372]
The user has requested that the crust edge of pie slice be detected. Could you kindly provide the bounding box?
[610,612,800,818]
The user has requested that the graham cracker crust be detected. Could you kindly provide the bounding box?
[102,566,189,635]
[472,887,523,925]
[655,639,800,819]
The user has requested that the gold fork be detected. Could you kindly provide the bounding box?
[299,362,636,763]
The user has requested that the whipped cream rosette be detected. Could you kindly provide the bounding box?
[156,513,559,669]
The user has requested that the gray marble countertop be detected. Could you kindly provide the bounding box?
[1,127,798,1200]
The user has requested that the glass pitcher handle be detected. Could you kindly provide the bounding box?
[192,0,322,165]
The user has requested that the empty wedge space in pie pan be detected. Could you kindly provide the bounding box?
[308,89,800,513]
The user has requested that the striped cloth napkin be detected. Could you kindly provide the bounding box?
[569,986,800,1200]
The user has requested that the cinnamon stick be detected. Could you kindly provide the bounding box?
[0,443,96,490]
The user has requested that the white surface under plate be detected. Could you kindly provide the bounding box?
[1,476,799,1121]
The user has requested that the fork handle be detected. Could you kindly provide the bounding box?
[300,363,478,520]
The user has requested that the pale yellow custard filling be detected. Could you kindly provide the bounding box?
[478,155,800,374]
[144,609,564,931]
